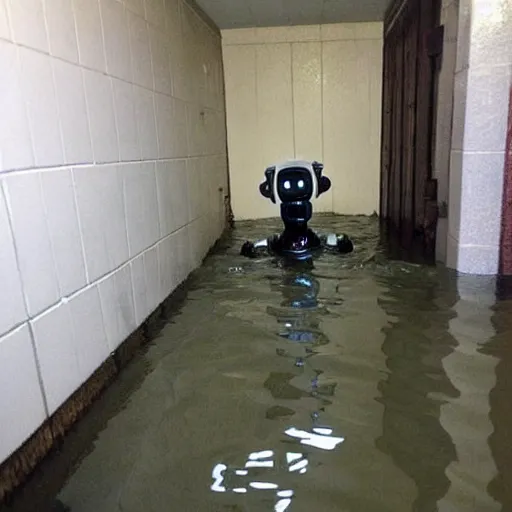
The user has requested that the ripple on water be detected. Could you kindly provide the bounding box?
[7,215,512,512]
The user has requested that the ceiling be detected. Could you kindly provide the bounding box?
[194,0,392,30]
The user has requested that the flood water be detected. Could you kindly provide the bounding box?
[4,215,512,512]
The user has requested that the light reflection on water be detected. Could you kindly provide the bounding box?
[8,215,512,512]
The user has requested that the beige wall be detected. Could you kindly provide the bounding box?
[222,23,383,220]
[0,0,227,465]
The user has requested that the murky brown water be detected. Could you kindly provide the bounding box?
[4,215,512,512]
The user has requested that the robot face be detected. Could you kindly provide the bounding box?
[259,160,331,205]
[277,167,313,203]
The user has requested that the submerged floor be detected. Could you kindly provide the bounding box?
[4,215,512,512]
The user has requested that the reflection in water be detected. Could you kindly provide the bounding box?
[8,216,512,512]
[438,278,500,510]
[375,271,460,511]
[210,260,345,510]
[486,286,512,510]
[210,425,344,510]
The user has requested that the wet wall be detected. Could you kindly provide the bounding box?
[0,0,228,473]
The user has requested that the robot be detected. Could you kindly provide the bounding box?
[240,160,354,260]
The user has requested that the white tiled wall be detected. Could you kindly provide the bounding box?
[222,23,383,220]
[446,0,512,274]
[0,0,227,464]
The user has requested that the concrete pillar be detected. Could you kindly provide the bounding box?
[445,0,512,274]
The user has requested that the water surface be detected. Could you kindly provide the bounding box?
[5,215,512,512]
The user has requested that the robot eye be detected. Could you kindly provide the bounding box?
[298,180,304,189]
[284,181,291,190]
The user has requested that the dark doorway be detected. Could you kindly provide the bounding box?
[380,0,443,261]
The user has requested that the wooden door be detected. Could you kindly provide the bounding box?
[380,0,443,258]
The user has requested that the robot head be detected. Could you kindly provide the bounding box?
[259,160,331,227]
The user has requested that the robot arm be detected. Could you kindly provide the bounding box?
[241,237,270,258]
[322,233,354,254]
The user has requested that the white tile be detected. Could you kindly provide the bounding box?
[155,161,174,237]
[68,284,109,382]
[100,0,132,82]
[186,158,201,221]
[157,234,175,299]
[74,165,129,282]
[322,39,380,215]
[164,0,180,36]
[0,324,47,463]
[143,245,160,313]
[7,0,48,52]
[180,3,201,103]
[83,68,119,163]
[154,92,173,158]
[128,10,153,90]
[222,44,270,220]
[156,159,188,237]
[112,78,141,161]
[0,40,34,171]
[45,0,79,63]
[255,43,294,171]
[186,103,206,157]
[292,42,322,161]
[469,1,512,68]
[30,302,80,414]
[175,225,190,284]
[125,0,144,17]
[463,65,511,152]
[3,173,60,317]
[457,244,500,276]
[0,187,27,336]
[98,264,136,351]
[172,98,188,157]
[40,169,87,296]
[73,0,106,72]
[149,24,171,95]
[144,0,165,30]
[134,86,158,160]
[254,26,311,44]
[321,22,382,41]
[169,9,187,102]
[459,151,505,247]
[122,161,160,256]
[0,0,11,40]
[130,253,148,324]
[53,59,93,165]
[221,28,258,46]
[18,47,64,168]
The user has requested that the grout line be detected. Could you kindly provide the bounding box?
[97,0,110,79]
[0,152,228,176]
[0,220,195,336]
[70,167,90,284]
[0,181,50,417]
[0,180,31,320]
[110,75,123,164]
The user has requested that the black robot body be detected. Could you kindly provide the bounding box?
[241,160,354,260]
